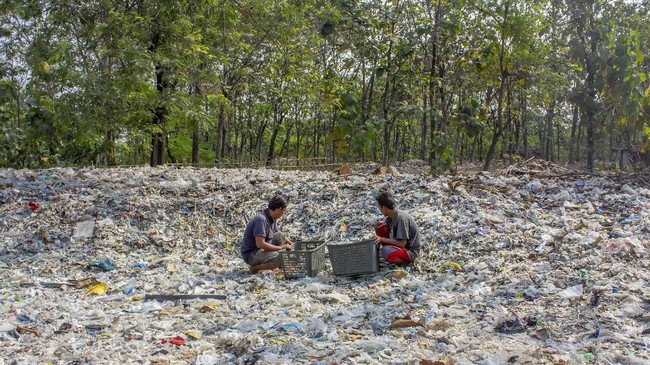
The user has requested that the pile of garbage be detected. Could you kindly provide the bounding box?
[0,160,648,364]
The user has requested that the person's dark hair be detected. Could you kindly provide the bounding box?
[375,191,396,210]
[268,194,288,210]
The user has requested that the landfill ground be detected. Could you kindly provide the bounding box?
[0,160,649,365]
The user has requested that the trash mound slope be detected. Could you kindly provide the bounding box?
[0,164,648,364]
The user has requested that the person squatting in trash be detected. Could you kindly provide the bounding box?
[240,194,294,274]
[373,191,421,266]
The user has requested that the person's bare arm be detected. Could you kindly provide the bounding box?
[255,235,291,251]
[373,235,406,248]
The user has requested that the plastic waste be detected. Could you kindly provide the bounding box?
[73,220,95,239]
[495,318,525,334]
[1,162,648,364]
[95,294,125,302]
[276,322,302,333]
[87,258,116,271]
[355,339,387,354]
[28,202,39,211]
[161,336,185,346]
[84,282,107,296]
[557,284,583,300]
[620,214,642,225]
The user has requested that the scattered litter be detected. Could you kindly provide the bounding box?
[143,294,228,302]
[84,282,107,296]
[87,258,116,271]
[73,220,95,239]
[0,161,648,363]
[185,329,202,339]
[495,318,525,334]
[557,284,583,300]
[160,335,186,346]
[389,317,424,329]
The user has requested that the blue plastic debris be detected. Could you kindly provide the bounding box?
[87,258,117,271]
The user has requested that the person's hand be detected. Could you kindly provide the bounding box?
[373,234,383,246]
[283,238,293,250]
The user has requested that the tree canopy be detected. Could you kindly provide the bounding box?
[1,0,649,171]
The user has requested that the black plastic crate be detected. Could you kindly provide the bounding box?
[280,240,326,279]
[327,240,379,276]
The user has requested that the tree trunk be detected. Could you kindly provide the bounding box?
[380,38,395,166]
[217,103,226,160]
[150,101,166,166]
[150,120,165,167]
[106,130,116,166]
[568,103,578,164]
[504,81,513,161]
[469,136,475,161]
[514,87,523,156]
[457,129,464,164]
[586,107,595,171]
[266,105,284,165]
[295,124,301,161]
[149,25,167,167]
[576,115,583,163]
[522,91,528,159]
[483,74,506,171]
[584,1,598,172]
[191,83,201,165]
[421,84,428,160]
[483,2,509,171]
[330,110,336,163]
[360,55,377,127]
[427,0,443,166]
[556,119,561,163]
[545,101,555,161]
[255,114,269,161]
[315,111,321,159]
[15,84,21,129]
[608,116,615,162]
[244,94,254,159]
[278,122,293,158]
[165,133,176,163]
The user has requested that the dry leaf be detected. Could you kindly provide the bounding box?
[199,305,216,313]
[427,320,454,331]
[389,318,424,329]
[70,277,100,289]
[16,325,41,337]
[338,164,352,175]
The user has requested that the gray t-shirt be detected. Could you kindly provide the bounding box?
[386,209,421,259]
[240,209,277,262]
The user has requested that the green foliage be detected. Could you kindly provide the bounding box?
[328,88,381,158]
[455,98,484,139]
[0,0,648,169]
[429,131,454,174]
[643,125,650,154]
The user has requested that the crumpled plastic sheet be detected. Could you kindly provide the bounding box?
[0,161,648,364]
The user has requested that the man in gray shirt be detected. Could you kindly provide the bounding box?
[240,195,293,274]
[373,191,421,266]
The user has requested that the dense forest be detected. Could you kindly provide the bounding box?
[1,0,649,172]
